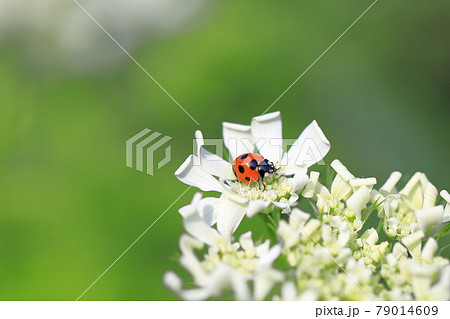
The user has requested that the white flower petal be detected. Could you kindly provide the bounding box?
[199,146,235,180]
[298,291,319,301]
[346,185,371,219]
[281,206,292,214]
[197,197,219,226]
[255,240,271,257]
[441,190,450,222]
[407,262,439,300]
[178,288,214,301]
[380,171,402,195]
[277,220,299,249]
[385,217,399,237]
[259,245,281,268]
[179,235,206,283]
[289,208,311,229]
[383,194,400,218]
[179,234,204,254]
[400,172,422,196]
[321,224,332,242]
[415,205,444,234]
[302,171,320,198]
[350,177,377,189]
[215,192,248,240]
[251,111,283,163]
[239,231,255,253]
[440,190,450,203]
[399,172,425,210]
[444,207,450,223]
[273,193,298,209]
[194,130,204,156]
[331,159,355,181]
[183,265,233,300]
[178,192,203,219]
[421,237,438,262]
[316,183,332,200]
[392,242,408,259]
[254,268,283,301]
[163,271,182,292]
[401,230,424,259]
[330,174,352,201]
[423,181,438,208]
[246,199,270,218]
[337,228,351,248]
[281,120,330,169]
[291,169,309,193]
[360,228,379,246]
[230,270,251,300]
[301,219,321,239]
[175,155,223,192]
[280,282,298,300]
[183,213,222,247]
[222,122,254,160]
[428,266,450,301]
[288,193,300,204]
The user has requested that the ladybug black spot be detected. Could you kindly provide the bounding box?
[245,177,251,182]
[240,154,249,159]
[238,165,245,174]
[249,159,257,170]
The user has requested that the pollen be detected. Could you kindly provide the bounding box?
[230,176,294,202]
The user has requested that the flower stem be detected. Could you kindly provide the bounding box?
[261,213,278,243]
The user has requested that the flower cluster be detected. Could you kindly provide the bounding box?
[370,172,449,238]
[164,111,449,300]
[163,193,283,300]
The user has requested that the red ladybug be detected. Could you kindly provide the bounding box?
[232,153,276,184]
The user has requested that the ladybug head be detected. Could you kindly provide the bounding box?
[257,158,277,179]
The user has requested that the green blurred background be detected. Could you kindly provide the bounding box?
[0,0,449,300]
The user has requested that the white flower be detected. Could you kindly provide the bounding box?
[439,190,450,222]
[178,192,248,243]
[371,172,449,237]
[354,228,389,267]
[175,111,330,219]
[273,281,318,301]
[164,192,283,300]
[381,237,450,300]
[303,159,377,231]
[166,114,450,301]
[275,212,379,300]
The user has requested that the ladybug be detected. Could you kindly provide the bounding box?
[232,153,277,184]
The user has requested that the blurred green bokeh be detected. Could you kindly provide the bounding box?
[0,0,449,300]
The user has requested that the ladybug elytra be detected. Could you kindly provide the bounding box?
[232,153,277,184]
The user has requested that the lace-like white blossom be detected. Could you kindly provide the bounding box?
[380,236,450,300]
[165,112,449,301]
[275,208,379,301]
[371,172,449,238]
[175,111,330,221]
[164,193,282,300]
[303,159,377,232]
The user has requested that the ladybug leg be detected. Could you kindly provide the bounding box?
[259,177,266,191]
[274,161,280,176]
